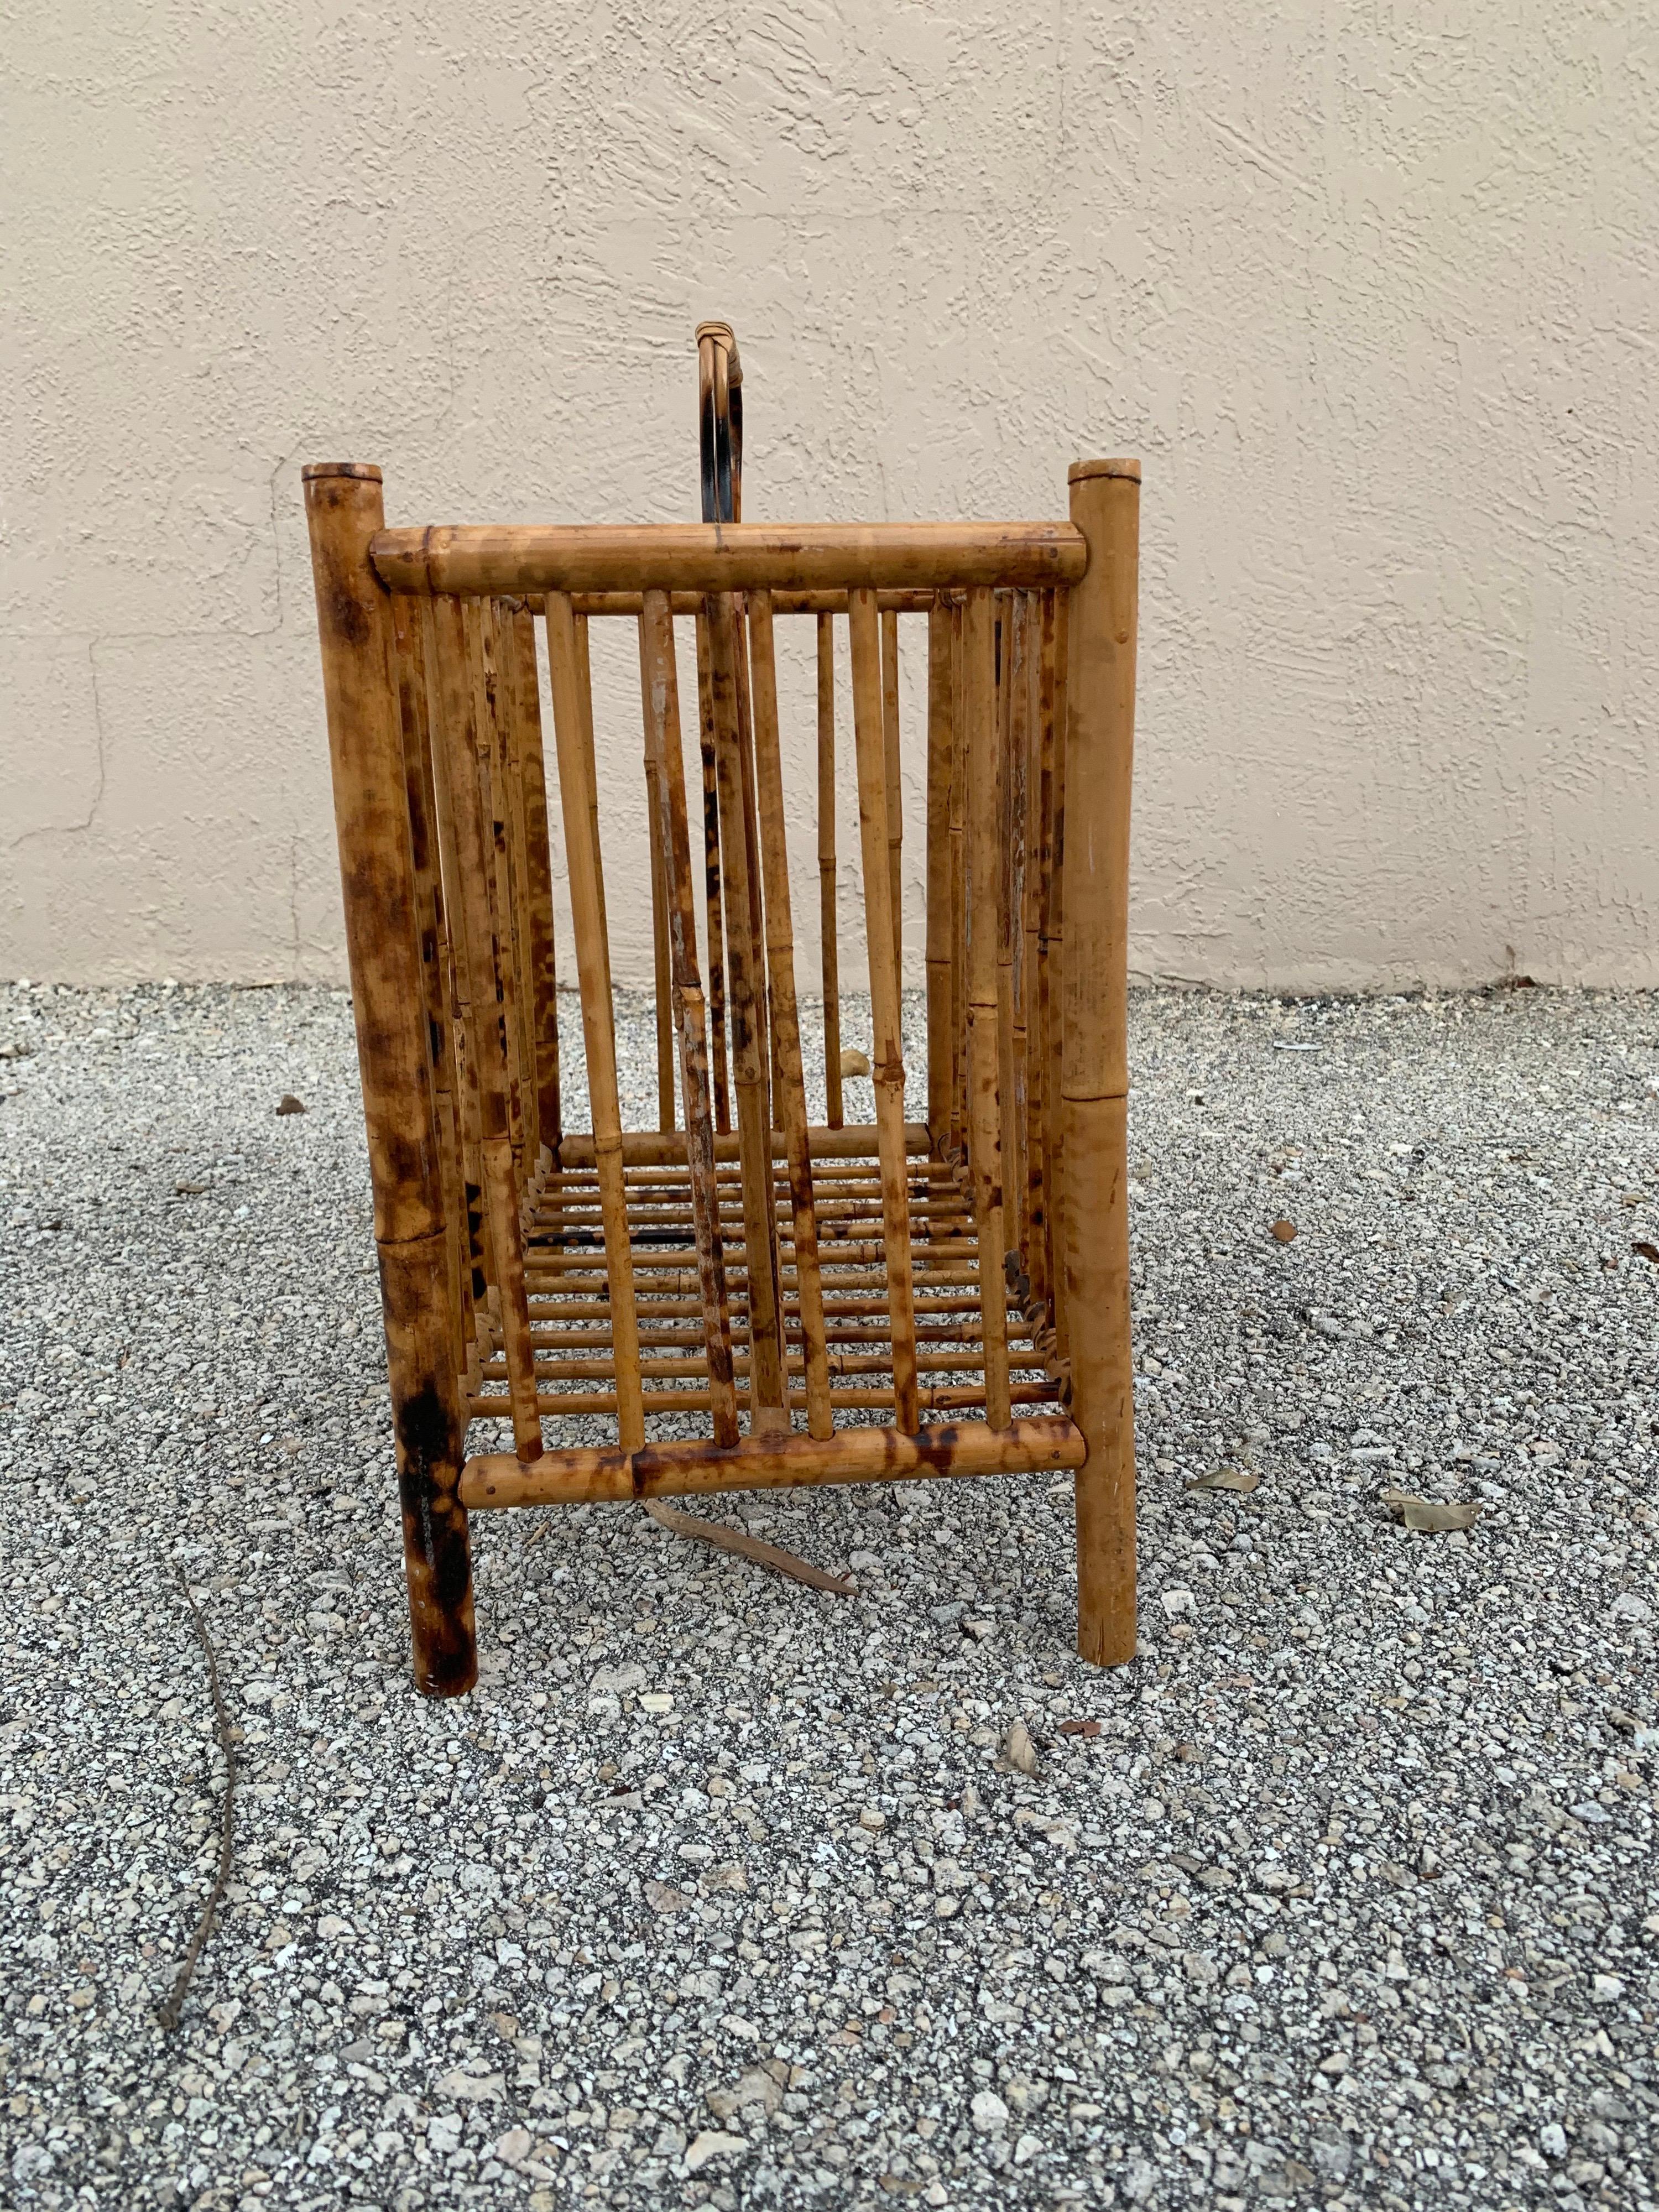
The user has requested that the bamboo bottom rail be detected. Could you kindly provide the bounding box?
[461,1414,1085,1507]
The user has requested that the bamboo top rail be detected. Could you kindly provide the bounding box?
[367,520,1088,599]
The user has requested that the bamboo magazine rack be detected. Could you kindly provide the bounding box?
[303,324,1139,1697]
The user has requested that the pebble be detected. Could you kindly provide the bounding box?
[0,978,1655,2210]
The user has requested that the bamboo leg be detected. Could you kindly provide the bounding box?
[1063,461,1140,1669]
[302,465,475,1698]
[817,611,844,1129]
[544,591,647,1451]
[963,586,1011,1430]
[507,604,561,1164]
[881,607,904,1000]
[704,592,788,1428]
[639,591,739,1446]
[848,590,919,1432]
[924,599,954,1151]
[748,590,833,1440]
[637,613,677,1132]
[693,611,732,1131]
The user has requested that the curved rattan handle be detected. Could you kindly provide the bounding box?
[696,321,743,524]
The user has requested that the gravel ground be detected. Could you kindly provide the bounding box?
[2,977,1657,2212]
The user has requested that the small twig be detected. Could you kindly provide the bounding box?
[156,1563,237,2035]
[641,1499,856,1595]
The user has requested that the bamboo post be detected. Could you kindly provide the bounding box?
[544,590,648,1452]
[817,612,844,1129]
[302,463,475,1698]
[962,587,1012,1430]
[1004,591,1031,1279]
[703,592,789,1428]
[1063,460,1140,1668]
[924,600,954,1151]
[639,591,740,1445]
[881,607,904,1002]
[747,590,833,1439]
[1024,591,1058,1322]
[848,589,919,1431]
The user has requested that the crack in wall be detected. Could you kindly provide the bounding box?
[4,640,109,852]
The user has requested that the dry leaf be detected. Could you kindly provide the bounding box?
[1270,1218,1297,1243]
[1058,1718,1102,1738]
[1632,1241,1659,1266]
[641,1498,855,1594]
[1001,1718,1040,1777]
[643,1878,696,1914]
[1381,1488,1480,1533]
[275,1094,306,1115]
[1186,1465,1260,1495]
[838,1047,872,1081]
[174,1181,207,1196]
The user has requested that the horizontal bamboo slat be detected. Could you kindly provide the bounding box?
[371,521,1087,598]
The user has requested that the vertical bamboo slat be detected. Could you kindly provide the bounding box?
[1062,460,1140,1668]
[507,604,561,1166]
[639,590,740,1446]
[881,608,904,1003]
[302,464,475,1698]
[704,592,789,1428]
[390,593,472,1398]
[493,602,540,1171]
[732,605,773,1119]
[694,611,732,1132]
[848,589,919,1431]
[1046,590,1071,1373]
[637,613,677,1132]
[1024,591,1058,1321]
[962,586,1011,1430]
[947,603,968,1165]
[1004,592,1031,1277]
[544,589,647,1453]
[924,601,954,1151]
[450,601,543,1464]
[817,611,844,1129]
[747,591,833,1439]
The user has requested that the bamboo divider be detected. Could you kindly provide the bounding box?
[505,603,561,1162]
[924,600,954,1149]
[568,588,942,618]
[817,612,843,1129]
[847,589,919,1430]
[881,608,904,1003]
[747,591,832,1437]
[543,591,646,1452]
[692,612,732,1131]
[703,592,787,1427]
[635,613,676,1133]
[962,587,1011,1428]
[639,589,739,1447]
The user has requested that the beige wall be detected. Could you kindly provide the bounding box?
[4,3,1656,990]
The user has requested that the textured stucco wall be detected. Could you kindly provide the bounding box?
[4,3,1656,990]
